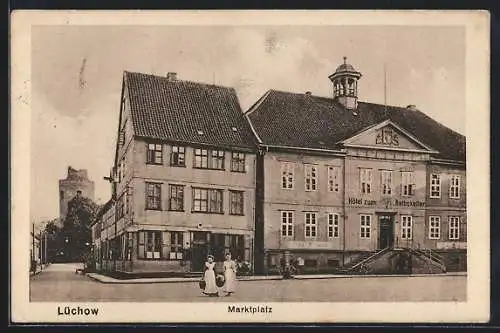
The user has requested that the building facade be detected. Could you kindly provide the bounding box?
[94,71,258,274]
[247,58,466,274]
[59,166,95,222]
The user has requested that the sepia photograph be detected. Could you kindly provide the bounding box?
[11,10,490,323]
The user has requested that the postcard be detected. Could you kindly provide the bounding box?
[11,10,490,323]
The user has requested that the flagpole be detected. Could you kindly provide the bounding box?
[384,63,388,112]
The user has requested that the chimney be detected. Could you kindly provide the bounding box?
[166,72,177,81]
[305,91,311,96]
[406,104,416,110]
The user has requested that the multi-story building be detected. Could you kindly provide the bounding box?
[59,166,95,223]
[246,58,466,274]
[91,198,115,272]
[96,71,258,274]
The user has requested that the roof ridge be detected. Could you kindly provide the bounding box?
[124,70,236,91]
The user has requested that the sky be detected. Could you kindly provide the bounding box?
[30,25,465,223]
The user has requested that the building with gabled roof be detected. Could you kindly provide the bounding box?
[99,71,258,275]
[247,58,466,274]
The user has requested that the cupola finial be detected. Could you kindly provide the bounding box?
[343,56,347,65]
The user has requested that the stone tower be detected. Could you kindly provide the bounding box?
[59,166,95,222]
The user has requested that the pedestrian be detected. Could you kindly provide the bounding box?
[202,254,219,297]
[222,252,237,296]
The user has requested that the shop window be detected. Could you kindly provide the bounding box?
[304,259,317,268]
[138,231,162,259]
[170,232,184,260]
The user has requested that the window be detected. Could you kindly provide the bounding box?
[229,191,244,215]
[231,152,246,172]
[328,213,339,238]
[147,143,163,165]
[211,150,225,169]
[116,194,125,219]
[429,216,441,239]
[170,146,185,167]
[169,185,184,211]
[305,212,317,239]
[60,190,64,200]
[194,148,208,168]
[281,162,294,189]
[194,148,225,170]
[146,183,162,210]
[170,232,184,260]
[192,188,223,213]
[381,170,392,195]
[141,231,162,259]
[449,216,460,240]
[304,165,318,191]
[430,173,441,198]
[360,215,371,238]
[450,175,460,199]
[281,211,294,238]
[327,166,340,192]
[401,215,413,240]
[360,168,372,194]
[401,171,415,196]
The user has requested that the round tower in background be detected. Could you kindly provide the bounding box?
[58,166,95,223]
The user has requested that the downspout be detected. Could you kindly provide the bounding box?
[342,156,347,266]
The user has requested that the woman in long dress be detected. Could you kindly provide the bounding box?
[223,252,237,296]
[203,255,219,296]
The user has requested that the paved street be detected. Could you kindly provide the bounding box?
[30,263,466,302]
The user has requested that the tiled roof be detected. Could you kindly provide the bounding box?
[124,71,257,151]
[246,90,465,162]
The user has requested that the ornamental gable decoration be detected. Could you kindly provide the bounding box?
[339,119,439,154]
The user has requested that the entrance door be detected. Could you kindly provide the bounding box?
[191,232,209,272]
[378,214,394,249]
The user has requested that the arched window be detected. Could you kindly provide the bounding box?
[348,78,355,96]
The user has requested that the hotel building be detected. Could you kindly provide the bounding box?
[246,58,466,274]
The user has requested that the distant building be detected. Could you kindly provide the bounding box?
[246,57,466,274]
[91,71,258,274]
[59,166,95,222]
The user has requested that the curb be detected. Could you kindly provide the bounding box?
[86,272,466,284]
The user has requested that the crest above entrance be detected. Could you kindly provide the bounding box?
[339,119,439,154]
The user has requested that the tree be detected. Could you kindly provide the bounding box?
[61,195,99,262]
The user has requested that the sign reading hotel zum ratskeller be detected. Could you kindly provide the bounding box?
[347,197,425,207]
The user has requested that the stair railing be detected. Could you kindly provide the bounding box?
[349,247,390,272]
[408,247,446,272]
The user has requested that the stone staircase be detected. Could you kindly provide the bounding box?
[408,248,447,273]
[337,247,447,275]
[337,248,391,274]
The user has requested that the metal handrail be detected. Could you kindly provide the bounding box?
[349,247,390,271]
[408,247,446,272]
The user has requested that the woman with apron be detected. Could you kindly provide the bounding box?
[202,255,218,296]
[222,252,237,296]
